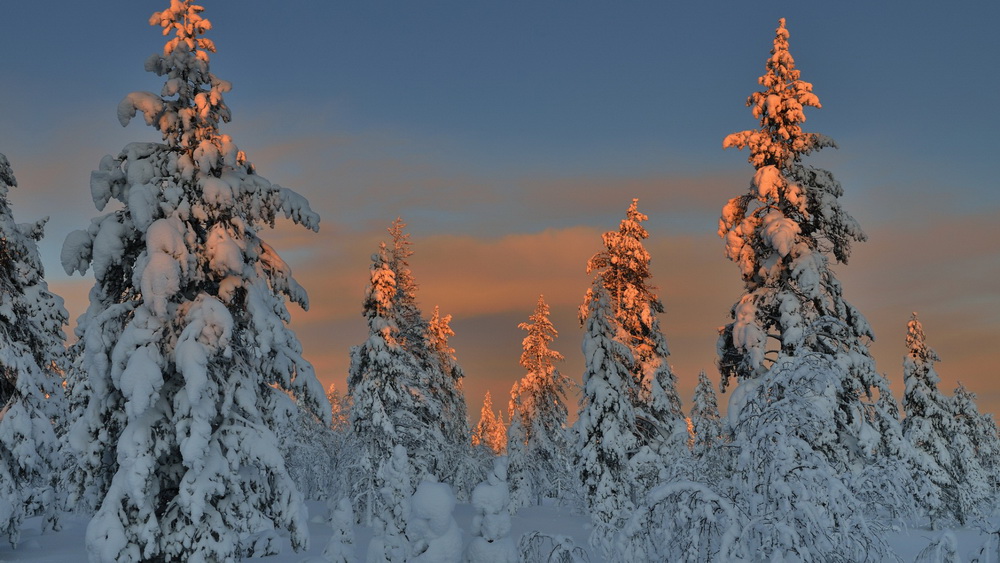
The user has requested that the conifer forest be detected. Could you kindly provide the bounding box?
[1,2,998,562]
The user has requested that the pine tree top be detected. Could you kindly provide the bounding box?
[723,18,833,170]
[519,295,564,375]
[119,0,232,153]
[906,312,941,366]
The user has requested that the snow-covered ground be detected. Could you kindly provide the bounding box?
[2,501,998,562]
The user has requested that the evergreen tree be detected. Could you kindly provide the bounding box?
[471,391,507,456]
[582,199,684,444]
[348,244,426,525]
[576,279,637,559]
[718,18,922,551]
[718,17,908,474]
[689,371,723,460]
[900,313,956,522]
[902,314,989,524]
[60,3,329,559]
[384,219,469,487]
[426,305,472,487]
[952,383,1000,493]
[507,296,572,509]
[0,153,69,546]
[326,382,351,433]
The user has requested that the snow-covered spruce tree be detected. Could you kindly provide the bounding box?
[59,3,329,559]
[952,383,1000,494]
[689,371,722,459]
[719,18,916,491]
[277,392,340,501]
[902,313,989,524]
[575,279,637,559]
[583,199,684,446]
[426,305,473,490]
[0,154,69,546]
[466,457,517,563]
[507,295,572,510]
[348,244,423,525]
[471,391,507,456]
[381,219,469,488]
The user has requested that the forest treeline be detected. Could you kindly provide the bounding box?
[1,2,997,562]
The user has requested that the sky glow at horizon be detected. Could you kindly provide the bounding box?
[1,1,997,420]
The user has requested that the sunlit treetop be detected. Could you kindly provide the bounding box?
[119,0,233,153]
[724,18,834,169]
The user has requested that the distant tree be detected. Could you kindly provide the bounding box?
[0,153,69,546]
[471,391,507,456]
[575,279,637,559]
[689,372,722,456]
[326,382,351,433]
[582,199,684,444]
[59,2,328,560]
[901,313,965,525]
[348,244,424,524]
[507,296,573,509]
[385,219,470,487]
[952,383,1000,492]
[426,305,472,488]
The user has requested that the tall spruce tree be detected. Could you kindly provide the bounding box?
[385,220,469,487]
[0,154,69,546]
[348,244,425,525]
[60,2,328,559]
[719,18,919,553]
[583,199,683,443]
[718,17,907,471]
[507,296,572,509]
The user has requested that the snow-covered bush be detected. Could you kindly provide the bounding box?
[724,354,891,561]
[408,479,462,562]
[368,444,414,563]
[323,497,356,563]
[466,457,517,563]
[914,531,961,563]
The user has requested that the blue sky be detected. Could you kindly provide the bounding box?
[1,1,997,418]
